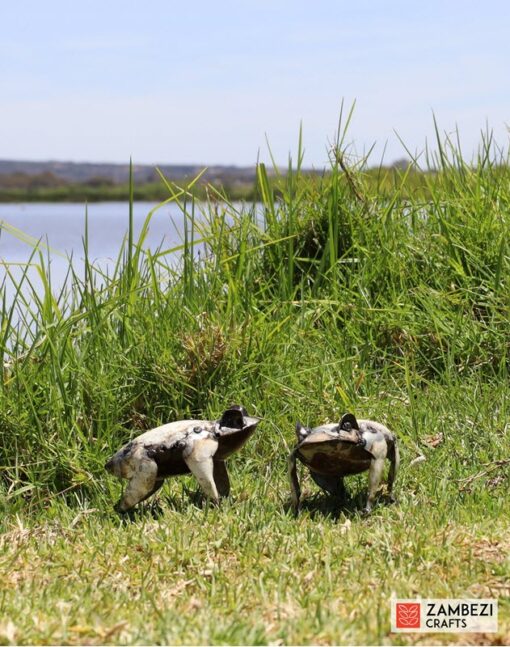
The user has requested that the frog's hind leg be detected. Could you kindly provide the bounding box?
[135,477,165,506]
[386,437,400,503]
[288,449,301,513]
[213,459,230,497]
[363,457,385,514]
[115,458,159,513]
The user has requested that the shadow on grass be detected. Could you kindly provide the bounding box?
[284,489,396,522]
[112,487,397,524]
[114,487,219,523]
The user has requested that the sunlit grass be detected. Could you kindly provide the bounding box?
[0,118,509,644]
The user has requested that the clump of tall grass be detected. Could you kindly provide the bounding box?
[0,120,509,506]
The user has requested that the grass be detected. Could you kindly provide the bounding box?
[0,118,509,645]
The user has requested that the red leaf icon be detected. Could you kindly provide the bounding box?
[396,603,421,628]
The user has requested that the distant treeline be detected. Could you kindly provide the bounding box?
[1,163,508,203]
[0,159,258,202]
[0,170,258,202]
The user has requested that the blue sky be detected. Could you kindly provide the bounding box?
[1,0,509,166]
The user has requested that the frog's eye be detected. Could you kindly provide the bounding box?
[339,413,359,431]
[295,421,309,441]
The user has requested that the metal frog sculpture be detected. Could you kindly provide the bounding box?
[288,413,399,514]
[105,405,260,512]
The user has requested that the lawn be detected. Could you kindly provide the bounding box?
[1,122,509,645]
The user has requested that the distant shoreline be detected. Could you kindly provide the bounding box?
[1,162,476,205]
[0,181,258,204]
[0,159,264,203]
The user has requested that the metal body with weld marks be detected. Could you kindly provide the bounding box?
[105,405,260,512]
[288,413,399,514]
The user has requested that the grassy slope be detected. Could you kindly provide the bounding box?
[0,132,509,645]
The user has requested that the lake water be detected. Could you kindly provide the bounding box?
[0,201,191,312]
[0,201,189,261]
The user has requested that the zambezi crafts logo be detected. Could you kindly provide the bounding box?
[391,599,498,633]
[396,602,421,629]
